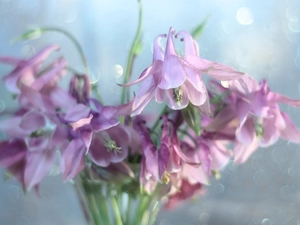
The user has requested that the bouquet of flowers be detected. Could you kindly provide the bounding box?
[1,3,300,225]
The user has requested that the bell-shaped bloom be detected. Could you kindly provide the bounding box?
[121,27,244,115]
[228,75,300,163]
[178,130,232,185]
[1,45,60,94]
[135,117,171,193]
[90,125,131,167]
[0,110,57,190]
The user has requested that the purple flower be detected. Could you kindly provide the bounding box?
[90,125,130,167]
[122,27,244,115]
[0,111,57,190]
[135,117,170,193]
[228,75,300,163]
[1,45,60,93]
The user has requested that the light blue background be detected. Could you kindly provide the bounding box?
[1,0,300,224]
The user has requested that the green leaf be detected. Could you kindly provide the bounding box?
[191,16,210,39]
[181,104,201,136]
[11,28,45,43]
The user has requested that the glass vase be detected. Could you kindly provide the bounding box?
[75,167,161,225]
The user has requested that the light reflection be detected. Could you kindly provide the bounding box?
[21,45,36,58]
[199,212,209,223]
[89,69,101,84]
[236,7,254,25]
[285,7,300,22]
[0,99,5,112]
[262,218,271,225]
[289,20,300,32]
[64,8,78,23]
[113,64,123,78]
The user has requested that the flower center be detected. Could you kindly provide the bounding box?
[30,129,44,138]
[172,86,183,105]
[255,122,264,139]
[104,137,122,153]
[161,171,171,184]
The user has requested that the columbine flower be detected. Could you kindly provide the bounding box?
[228,75,300,163]
[179,131,232,185]
[90,125,131,167]
[0,110,57,190]
[1,45,60,93]
[135,117,171,193]
[121,27,244,115]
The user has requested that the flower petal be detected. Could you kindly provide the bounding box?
[236,116,255,145]
[19,111,46,131]
[159,55,186,89]
[60,139,86,181]
[279,112,300,143]
[24,149,56,189]
[0,139,27,167]
[204,60,244,80]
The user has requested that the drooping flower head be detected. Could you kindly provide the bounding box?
[121,27,244,115]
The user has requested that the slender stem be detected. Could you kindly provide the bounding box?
[147,200,160,225]
[92,84,104,104]
[111,196,124,225]
[133,195,152,225]
[74,180,94,225]
[151,105,168,131]
[121,0,143,104]
[125,195,132,225]
[65,65,82,75]
[95,192,110,225]
[178,127,198,146]
[41,27,89,76]
[40,27,104,104]
[81,180,101,225]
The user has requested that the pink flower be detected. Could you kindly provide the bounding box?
[228,75,300,163]
[135,117,170,193]
[1,45,60,93]
[0,111,57,190]
[164,178,205,210]
[180,131,232,185]
[1,46,77,115]
[122,27,244,115]
[90,125,130,167]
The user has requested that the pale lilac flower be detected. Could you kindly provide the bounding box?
[177,130,232,185]
[228,75,300,163]
[0,111,57,189]
[90,125,130,167]
[57,94,136,180]
[1,45,60,93]
[135,117,170,193]
[122,27,244,115]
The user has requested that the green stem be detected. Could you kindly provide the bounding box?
[40,27,89,76]
[95,193,110,225]
[81,181,101,225]
[125,195,132,225]
[151,105,168,131]
[74,181,94,225]
[40,27,104,104]
[133,195,152,225]
[121,0,143,104]
[111,196,124,225]
[178,127,198,146]
[147,200,160,225]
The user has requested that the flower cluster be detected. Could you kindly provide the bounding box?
[1,27,300,209]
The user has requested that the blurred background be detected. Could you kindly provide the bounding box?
[1,0,300,224]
